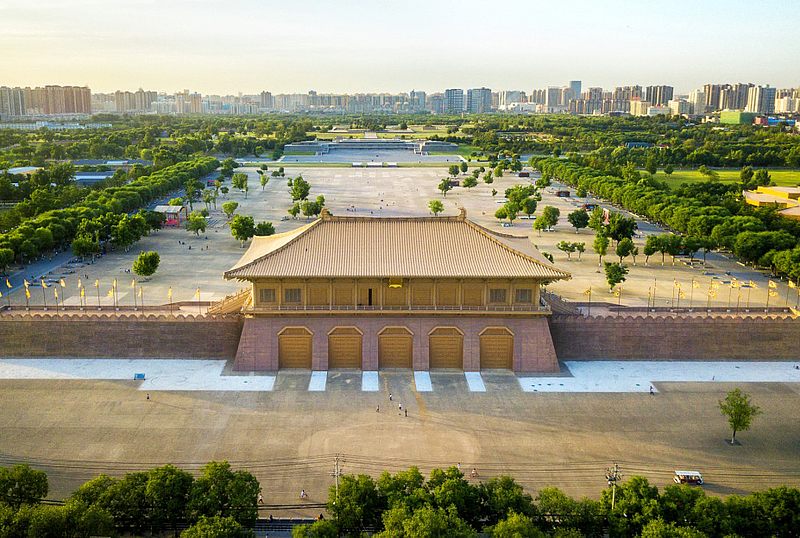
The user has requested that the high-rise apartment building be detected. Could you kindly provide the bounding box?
[689,90,706,115]
[568,80,582,102]
[499,91,527,107]
[0,87,26,116]
[444,89,464,113]
[466,87,492,113]
[410,90,426,111]
[745,85,776,115]
[20,85,91,115]
[546,87,562,109]
[643,85,673,106]
[260,91,274,110]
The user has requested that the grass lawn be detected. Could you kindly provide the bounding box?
[656,169,800,189]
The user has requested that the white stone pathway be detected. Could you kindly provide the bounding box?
[308,371,327,391]
[361,371,379,391]
[519,361,800,393]
[464,372,486,392]
[413,371,433,392]
[0,359,276,391]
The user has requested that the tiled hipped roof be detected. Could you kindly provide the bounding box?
[224,210,571,280]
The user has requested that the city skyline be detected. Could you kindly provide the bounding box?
[2,0,799,95]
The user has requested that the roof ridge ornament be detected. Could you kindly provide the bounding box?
[320,207,332,220]
[458,206,467,220]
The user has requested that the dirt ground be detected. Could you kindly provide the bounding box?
[1,371,799,515]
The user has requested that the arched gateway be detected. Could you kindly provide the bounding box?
[221,208,570,372]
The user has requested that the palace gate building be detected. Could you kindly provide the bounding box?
[221,208,570,372]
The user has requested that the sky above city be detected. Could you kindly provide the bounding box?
[2,0,799,95]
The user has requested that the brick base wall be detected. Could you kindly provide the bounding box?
[0,313,243,360]
[234,316,559,372]
[549,315,800,360]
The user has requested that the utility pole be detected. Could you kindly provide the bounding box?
[332,453,343,501]
[606,462,622,509]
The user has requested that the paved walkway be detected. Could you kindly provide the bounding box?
[1,359,798,393]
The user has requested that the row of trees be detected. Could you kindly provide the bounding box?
[0,158,218,266]
[0,461,259,537]
[534,158,800,283]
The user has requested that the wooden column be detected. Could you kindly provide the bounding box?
[277,279,282,309]
[354,279,358,309]
[329,278,333,310]
[408,279,412,309]
[458,279,463,311]
[380,279,385,310]
[302,279,307,310]
[483,280,489,309]
[433,278,438,310]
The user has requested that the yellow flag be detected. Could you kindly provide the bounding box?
[94,279,99,288]
[131,279,136,288]
[80,287,85,298]
[749,280,756,288]
[769,280,777,288]
[108,288,114,297]
[78,279,82,288]
[0,290,2,298]
[168,287,172,299]
[731,280,739,288]
[692,280,700,288]
[709,291,716,298]
[41,280,48,288]
[138,287,143,298]
[195,287,201,298]
[614,288,621,297]
[790,281,797,289]
[769,290,778,297]
[711,281,719,289]
[24,279,29,288]
[679,291,685,299]
[54,288,58,299]
[5,279,10,288]
[60,279,66,287]
[25,288,30,299]
[583,288,591,296]
[113,278,117,289]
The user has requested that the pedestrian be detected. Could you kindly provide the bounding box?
[471,468,478,478]
[146,393,150,401]
[389,393,392,401]
[457,462,461,471]
[404,409,408,418]
[258,493,263,504]
[376,404,380,412]
[398,403,402,411]
[649,386,654,396]
[300,489,307,499]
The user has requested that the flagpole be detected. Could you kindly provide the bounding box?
[689,280,694,311]
[765,284,771,313]
[727,282,733,311]
[197,287,202,315]
[41,284,47,311]
[132,280,137,311]
[746,285,752,311]
[785,283,791,308]
[96,281,101,311]
[652,279,657,312]
[706,287,711,315]
[139,286,144,313]
[24,283,30,311]
[588,288,591,316]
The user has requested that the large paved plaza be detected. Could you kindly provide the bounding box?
[5,165,795,312]
[0,367,799,513]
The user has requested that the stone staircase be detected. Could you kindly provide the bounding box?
[207,288,250,315]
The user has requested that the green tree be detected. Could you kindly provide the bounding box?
[588,207,607,233]
[604,262,628,291]
[328,474,383,535]
[754,169,771,186]
[288,202,301,219]
[740,166,754,182]
[576,186,587,197]
[189,461,260,527]
[494,165,504,178]
[222,201,239,220]
[186,212,207,237]
[491,512,547,537]
[293,519,338,538]
[133,251,160,278]
[378,505,476,538]
[483,171,494,184]
[645,156,658,176]
[230,215,255,247]
[438,178,453,197]
[639,519,708,537]
[573,242,586,260]
[460,161,468,173]
[644,235,661,265]
[479,475,537,527]
[448,164,460,177]
[719,388,762,443]
[182,515,253,538]
[567,210,590,233]
[462,176,478,189]
[616,238,635,264]
[289,176,311,202]
[70,235,100,261]
[254,222,275,236]
[663,234,684,265]
[428,200,444,216]
[145,464,194,535]
[260,175,268,190]
[231,172,249,198]
[664,164,674,177]
[557,241,577,260]
[593,234,609,266]
[533,215,548,236]
[600,476,660,538]
[541,206,560,230]
[0,464,48,509]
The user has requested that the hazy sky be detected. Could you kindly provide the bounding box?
[2,0,799,95]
